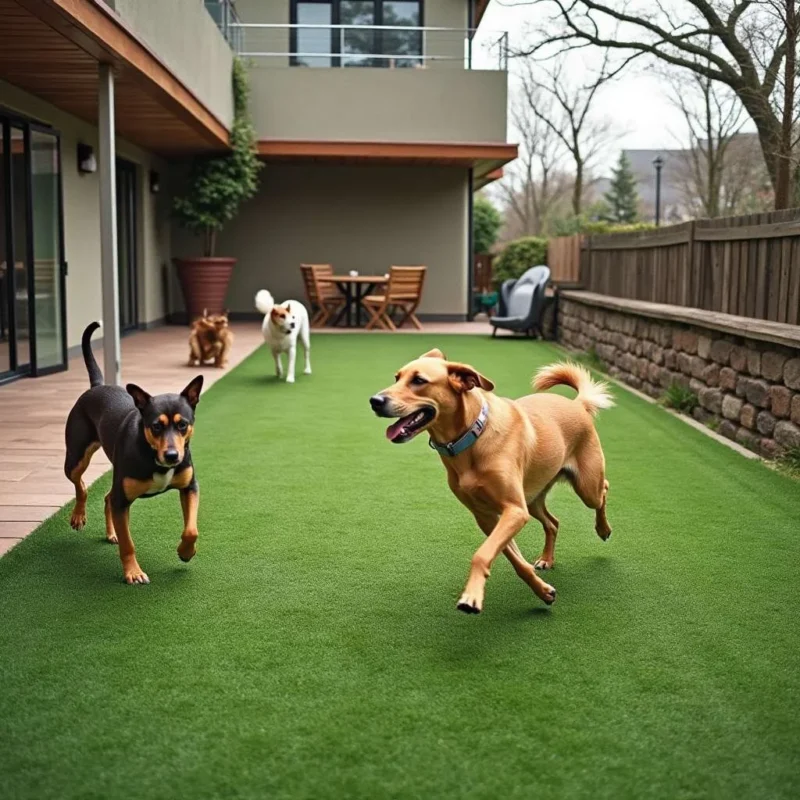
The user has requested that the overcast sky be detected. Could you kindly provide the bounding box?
[479,0,737,173]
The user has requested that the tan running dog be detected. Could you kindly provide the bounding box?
[369,350,614,614]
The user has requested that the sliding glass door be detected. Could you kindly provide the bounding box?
[0,112,66,381]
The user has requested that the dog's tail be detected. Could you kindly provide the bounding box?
[254,290,275,316]
[82,321,104,387]
[532,362,614,416]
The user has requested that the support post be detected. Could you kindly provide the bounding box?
[98,63,121,385]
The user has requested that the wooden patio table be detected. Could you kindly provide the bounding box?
[320,274,387,328]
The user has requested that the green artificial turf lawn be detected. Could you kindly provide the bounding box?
[1,334,799,800]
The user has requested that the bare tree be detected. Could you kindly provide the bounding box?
[667,60,747,216]
[510,0,800,209]
[518,50,616,215]
[495,82,573,236]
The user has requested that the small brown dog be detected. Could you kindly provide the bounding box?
[370,350,614,614]
[189,310,233,368]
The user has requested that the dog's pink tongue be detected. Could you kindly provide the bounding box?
[386,417,408,441]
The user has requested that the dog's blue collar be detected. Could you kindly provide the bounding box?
[429,402,489,457]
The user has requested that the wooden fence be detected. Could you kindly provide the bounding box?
[547,233,583,283]
[577,208,800,325]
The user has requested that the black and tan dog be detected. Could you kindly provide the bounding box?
[65,322,203,585]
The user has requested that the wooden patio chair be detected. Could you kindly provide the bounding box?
[363,266,426,331]
[301,264,345,327]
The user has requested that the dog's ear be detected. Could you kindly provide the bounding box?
[420,348,446,360]
[447,363,495,393]
[126,384,152,411]
[180,375,204,409]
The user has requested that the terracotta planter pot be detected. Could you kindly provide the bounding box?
[173,257,236,320]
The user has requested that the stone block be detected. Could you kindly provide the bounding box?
[740,404,757,430]
[710,339,733,365]
[735,427,760,452]
[689,356,707,379]
[699,387,723,414]
[682,331,698,355]
[746,348,762,376]
[729,345,747,372]
[775,420,800,449]
[692,406,712,424]
[664,349,677,369]
[648,363,663,385]
[735,376,750,398]
[792,393,800,425]
[677,352,693,375]
[756,410,777,436]
[721,394,743,421]
[784,358,800,390]
[760,438,779,459]
[689,378,705,396]
[701,363,720,387]
[697,335,712,359]
[761,351,786,382]
[719,367,737,391]
[651,346,664,366]
[718,419,738,440]
[770,386,793,419]
[745,378,771,409]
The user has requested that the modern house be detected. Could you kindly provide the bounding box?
[0,0,514,383]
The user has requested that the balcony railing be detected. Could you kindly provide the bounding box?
[204,0,243,50]
[230,24,509,71]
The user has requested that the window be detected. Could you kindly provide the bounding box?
[291,0,423,68]
[295,2,333,68]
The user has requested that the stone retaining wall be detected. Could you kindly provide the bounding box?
[558,295,800,459]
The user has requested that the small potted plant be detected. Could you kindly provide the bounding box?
[172,58,261,318]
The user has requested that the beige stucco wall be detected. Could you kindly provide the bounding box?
[171,162,469,318]
[249,66,507,142]
[112,0,234,129]
[0,79,171,351]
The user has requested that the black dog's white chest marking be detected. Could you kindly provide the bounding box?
[143,469,175,496]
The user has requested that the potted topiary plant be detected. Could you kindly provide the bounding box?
[172,58,261,318]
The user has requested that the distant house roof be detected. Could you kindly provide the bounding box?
[592,149,690,222]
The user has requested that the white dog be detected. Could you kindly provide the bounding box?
[254,290,312,383]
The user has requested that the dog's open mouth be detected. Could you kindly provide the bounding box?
[386,407,436,443]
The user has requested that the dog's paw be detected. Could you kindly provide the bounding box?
[286,375,295,384]
[534,557,554,570]
[304,367,312,375]
[177,541,196,563]
[456,592,482,614]
[123,566,150,585]
[596,523,612,541]
[70,510,86,530]
[106,533,118,545]
[536,582,557,605]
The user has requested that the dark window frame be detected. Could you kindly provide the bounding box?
[290,0,424,67]
[0,106,67,383]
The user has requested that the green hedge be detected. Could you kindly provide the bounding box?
[493,237,548,286]
[473,196,502,254]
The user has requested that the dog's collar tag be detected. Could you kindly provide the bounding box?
[429,402,489,457]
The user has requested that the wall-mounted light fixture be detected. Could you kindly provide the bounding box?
[77,143,96,174]
[149,170,161,194]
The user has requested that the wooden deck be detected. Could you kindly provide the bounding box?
[0,319,495,556]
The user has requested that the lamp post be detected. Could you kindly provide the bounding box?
[653,155,664,227]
